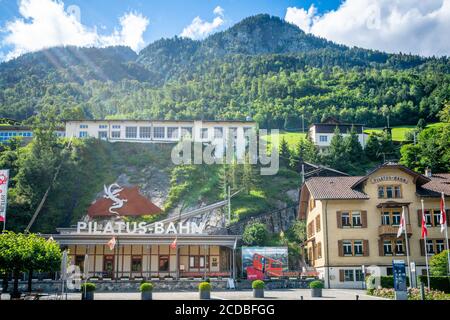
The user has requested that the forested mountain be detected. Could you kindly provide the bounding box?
[0,14,449,127]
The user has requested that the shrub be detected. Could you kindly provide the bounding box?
[242,222,269,246]
[369,287,450,300]
[380,276,410,288]
[139,282,154,292]
[430,250,449,276]
[199,282,211,292]
[252,280,265,289]
[309,280,324,289]
[418,276,450,293]
[81,283,96,292]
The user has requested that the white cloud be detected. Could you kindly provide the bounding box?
[180,7,225,40]
[285,0,450,57]
[213,6,225,17]
[2,0,149,60]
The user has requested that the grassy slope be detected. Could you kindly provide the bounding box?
[364,122,444,141]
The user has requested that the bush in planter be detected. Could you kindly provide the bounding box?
[199,282,212,300]
[309,280,324,298]
[81,282,96,300]
[252,280,265,298]
[140,282,154,300]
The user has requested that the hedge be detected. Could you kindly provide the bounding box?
[380,276,410,288]
[418,276,450,293]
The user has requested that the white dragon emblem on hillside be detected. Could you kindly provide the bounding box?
[103,183,128,216]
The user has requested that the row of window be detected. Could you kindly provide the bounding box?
[341,269,365,282]
[0,131,33,137]
[378,185,402,199]
[75,255,215,273]
[78,125,253,140]
[336,208,446,228]
[333,239,446,258]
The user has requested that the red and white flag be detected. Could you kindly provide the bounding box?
[440,192,447,233]
[170,238,177,250]
[421,209,428,238]
[0,170,10,223]
[397,207,406,238]
[107,236,116,250]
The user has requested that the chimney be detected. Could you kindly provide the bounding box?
[425,168,432,178]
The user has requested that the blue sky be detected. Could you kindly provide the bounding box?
[0,0,449,60]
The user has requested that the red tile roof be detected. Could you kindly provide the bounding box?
[419,174,450,197]
[87,186,162,217]
[305,176,369,200]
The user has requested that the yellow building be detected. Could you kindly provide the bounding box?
[298,162,449,289]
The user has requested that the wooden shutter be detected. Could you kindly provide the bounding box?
[417,209,422,227]
[447,210,450,226]
[337,211,342,228]
[419,239,425,256]
[361,211,368,228]
[339,270,344,282]
[378,239,384,256]
[363,240,369,256]
[338,240,343,257]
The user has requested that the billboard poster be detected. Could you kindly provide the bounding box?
[242,247,288,280]
[0,169,9,223]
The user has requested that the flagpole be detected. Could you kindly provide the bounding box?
[421,199,430,289]
[403,206,412,287]
[442,192,450,276]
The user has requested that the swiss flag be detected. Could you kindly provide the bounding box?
[0,216,4,222]
[440,192,447,233]
[170,238,177,250]
[107,236,116,251]
[421,209,428,238]
[397,207,406,238]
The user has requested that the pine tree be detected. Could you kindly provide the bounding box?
[365,133,380,160]
[344,126,364,162]
[325,126,349,172]
[279,137,291,167]
[241,153,257,195]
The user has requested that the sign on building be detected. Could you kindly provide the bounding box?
[0,169,9,224]
[242,247,288,280]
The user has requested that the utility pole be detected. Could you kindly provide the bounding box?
[301,114,305,133]
[228,185,231,224]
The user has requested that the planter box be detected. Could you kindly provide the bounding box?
[253,288,264,298]
[82,291,94,300]
[311,288,322,298]
[141,291,152,300]
[199,290,210,300]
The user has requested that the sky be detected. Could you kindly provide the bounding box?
[0,0,449,61]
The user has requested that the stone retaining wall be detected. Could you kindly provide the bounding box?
[5,278,312,293]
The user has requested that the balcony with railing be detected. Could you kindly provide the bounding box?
[378,224,412,236]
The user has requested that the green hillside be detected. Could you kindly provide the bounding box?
[0,14,448,128]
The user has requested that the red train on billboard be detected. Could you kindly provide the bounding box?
[242,247,288,280]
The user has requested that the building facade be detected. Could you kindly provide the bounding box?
[308,122,367,152]
[0,125,65,143]
[298,163,449,289]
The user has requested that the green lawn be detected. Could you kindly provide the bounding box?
[262,130,307,149]
[364,123,444,142]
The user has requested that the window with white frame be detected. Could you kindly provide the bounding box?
[112,125,121,129]
[396,240,405,254]
[355,270,364,282]
[79,131,88,138]
[214,127,223,139]
[167,127,179,139]
[433,212,442,227]
[111,131,120,138]
[341,212,351,227]
[99,124,108,129]
[181,127,192,139]
[436,240,445,253]
[80,124,88,129]
[392,211,401,226]
[353,240,363,256]
[352,211,362,227]
[382,212,390,225]
[153,127,165,139]
[125,127,137,139]
[98,131,107,139]
[343,241,352,256]
[426,239,434,254]
[344,269,354,281]
[383,240,393,255]
[319,135,327,142]
[139,127,152,139]
[201,128,208,139]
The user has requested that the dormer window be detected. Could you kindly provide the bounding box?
[378,185,402,199]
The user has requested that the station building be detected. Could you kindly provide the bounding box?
[298,162,450,288]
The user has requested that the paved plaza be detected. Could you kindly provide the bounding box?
[0,289,387,300]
